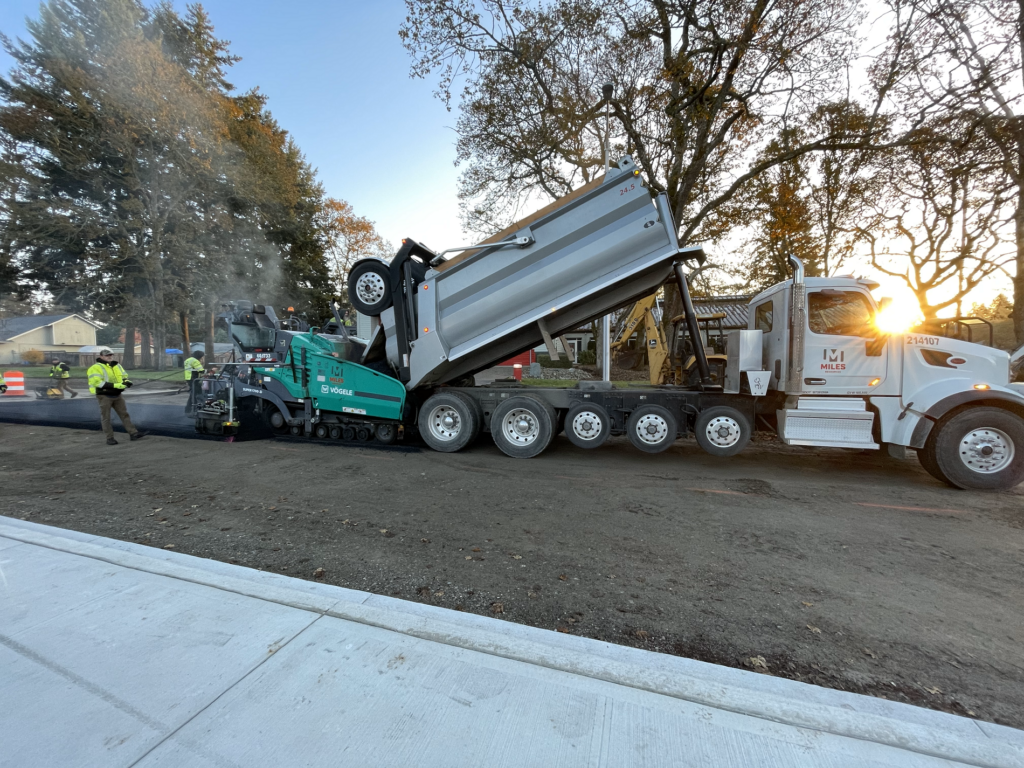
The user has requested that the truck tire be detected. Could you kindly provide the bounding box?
[627,405,677,454]
[565,402,611,449]
[915,442,950,485]
[491,396,556,458]
[694,406,750,457]
[927,407,1024,490]
[348,260,392,316]
[419,392,479,453]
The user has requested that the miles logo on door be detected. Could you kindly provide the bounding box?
[821,349,846,371]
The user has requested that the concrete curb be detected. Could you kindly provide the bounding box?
[2,516,1021,768]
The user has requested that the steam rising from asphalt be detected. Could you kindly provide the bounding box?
[85,28,296,315]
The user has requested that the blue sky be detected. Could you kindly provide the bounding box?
[0,0,465,251]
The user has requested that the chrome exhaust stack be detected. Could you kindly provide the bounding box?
[786,255,806,395]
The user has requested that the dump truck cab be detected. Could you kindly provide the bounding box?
[746,258,1024,489]
[748,275,892,396]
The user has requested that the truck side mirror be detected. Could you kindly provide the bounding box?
[866,336,885,357]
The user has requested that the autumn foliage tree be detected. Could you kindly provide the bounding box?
[319,198,393,311]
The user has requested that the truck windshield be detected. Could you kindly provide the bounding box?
[808,291,875,337]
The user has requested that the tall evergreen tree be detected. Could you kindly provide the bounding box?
[0,0,331,363]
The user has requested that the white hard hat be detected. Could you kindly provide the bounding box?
[98,347,114,355]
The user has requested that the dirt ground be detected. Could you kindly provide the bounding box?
[1,419,1022,729]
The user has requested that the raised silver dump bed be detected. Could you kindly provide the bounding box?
[372,156,704,390]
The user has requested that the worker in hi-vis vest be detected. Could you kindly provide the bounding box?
[0,371,6,394]
[49,358,78,398]
[183,349,205,415]
[87,347,145,445]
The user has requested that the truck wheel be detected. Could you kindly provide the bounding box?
[419,392,479,452]
[929,407,1024,490]
[695,406,750,457]
[565,402,611,449]
[375,423,398,444]
[347,260,392,315]
[314,424,329,439]
[491,396,556,458]
[329,426,342,440]
[627,405,677,453]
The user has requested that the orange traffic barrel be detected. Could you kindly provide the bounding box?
[3,370,26,396]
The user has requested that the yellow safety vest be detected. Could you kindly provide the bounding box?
[87,361,131,394]
[50,363,70,379]
[184,356,205,381]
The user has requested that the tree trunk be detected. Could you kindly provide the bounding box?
[123,326,136,369]
[140,328,152,368]
[180,311,191,356]
[155,324,165,371]
[205,308,215,364]
[152,285,165,371]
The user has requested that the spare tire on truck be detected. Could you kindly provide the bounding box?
[347,259,392,316]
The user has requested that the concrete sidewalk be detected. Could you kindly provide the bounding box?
[1,517,1020,768]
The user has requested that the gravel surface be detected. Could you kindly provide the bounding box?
[1,420,1022,729]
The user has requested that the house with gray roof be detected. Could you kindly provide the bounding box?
[0,314,101,365]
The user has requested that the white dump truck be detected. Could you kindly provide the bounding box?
[209,156,1024,490]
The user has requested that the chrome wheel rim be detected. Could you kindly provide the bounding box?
[959,427,1014,474]
[355,271,386,305]
[634,413,669,445]
[428,405,461,442]
[503,408,540,445]
[705,416,742,448]
[571,410,604,442]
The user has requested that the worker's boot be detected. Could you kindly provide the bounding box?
[130,432,147,441]
[70,391,77,398]
[106,438,118,445]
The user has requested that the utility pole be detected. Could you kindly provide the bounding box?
[601,82,613,384]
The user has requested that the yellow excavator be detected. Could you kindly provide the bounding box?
[610,293,728,385]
